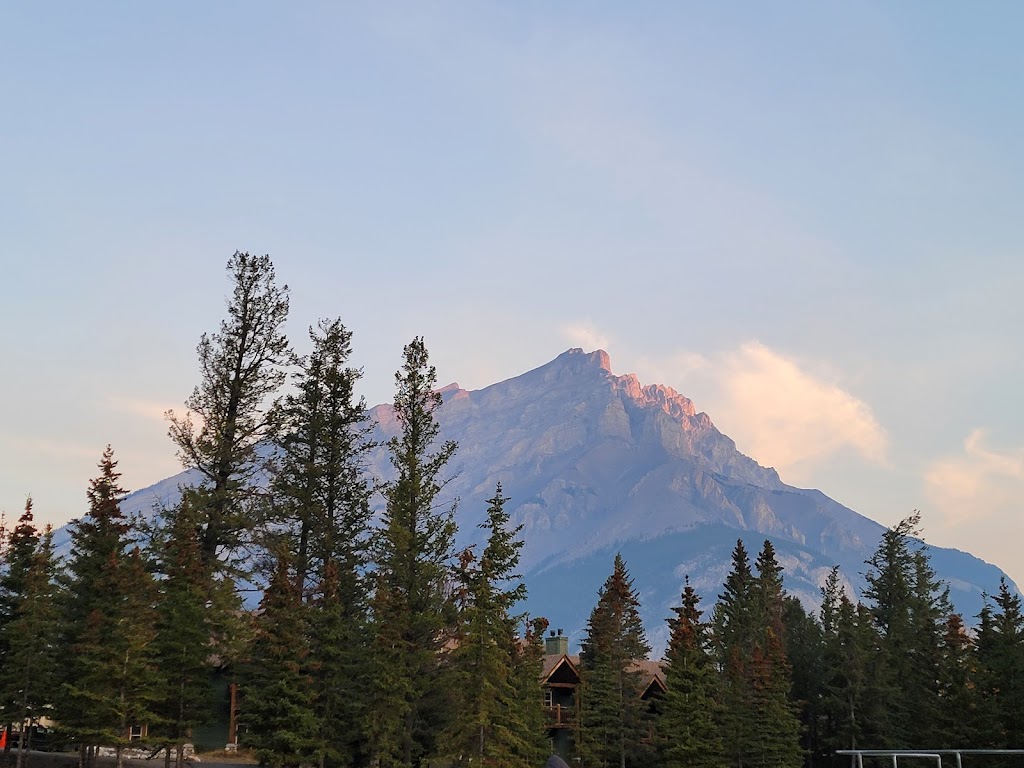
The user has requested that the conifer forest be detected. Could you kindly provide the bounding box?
[3,254,1024,768]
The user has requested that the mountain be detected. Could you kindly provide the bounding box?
[82,347,1012,653]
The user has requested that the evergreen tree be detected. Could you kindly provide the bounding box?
[781,595,823,765]
[5,527,59,768]
[64,543,161,768]
[819,569,874,757]
[505,617,550,768]
[749,542,803,768]
[578,554,651,768]
[167,251,290,573]
[974,578,1024,749]
[934,613,978,749]
[367,337,458,768]
[903,548,953,747]
[862,514,917,747]
[852,601,891,749]
[271,317,376,767]
[307,561,371,768]
[58,448,163,768]
[713,540,756,768]
[241,553,317,768]
[0,499,41,731]
[0,499,39,623]
[714,540,802,768]
[437,485,546,768]
[150,497,215,768]
[655,578,725,768]
[863,512,954,748]
[272,317,374,594]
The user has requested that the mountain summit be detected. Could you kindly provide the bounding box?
[367,347,872,565]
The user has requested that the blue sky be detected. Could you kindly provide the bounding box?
[3,3,1022,585]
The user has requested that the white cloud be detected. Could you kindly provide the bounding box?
[924,429,1024,526]
[633,341,888,481]
[720,342,888,468]
[561,322,612,353]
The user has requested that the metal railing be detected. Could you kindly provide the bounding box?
[837,749,1024,767]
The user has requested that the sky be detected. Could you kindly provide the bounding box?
[2,3,1023,586]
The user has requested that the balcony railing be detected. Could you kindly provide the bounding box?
[543,704,577,728]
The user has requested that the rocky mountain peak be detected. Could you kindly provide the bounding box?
[552,347,613,374]
[612,373,698,421]
[438,382,470,403]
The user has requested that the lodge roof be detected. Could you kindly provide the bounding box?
[541,653,580,682]
[541,653,666,692]
[630,659,668,696]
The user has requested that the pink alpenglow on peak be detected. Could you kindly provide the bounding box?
[591,349,613,372]
[611,373,698,421]
[438,382,470,402]
[564,347,701,424]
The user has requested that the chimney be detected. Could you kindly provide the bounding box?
[544,627,569,656]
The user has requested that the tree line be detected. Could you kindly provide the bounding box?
[1,253,1022,768]
[578,516,1024,768]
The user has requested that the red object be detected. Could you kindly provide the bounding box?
[0,729,7,749]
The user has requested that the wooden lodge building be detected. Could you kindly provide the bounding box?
[541,629,667,757]
[116,628,667,756]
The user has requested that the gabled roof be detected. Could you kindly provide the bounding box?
[630,659,668,696]
[541,653,581,684]
[541,654,667,694]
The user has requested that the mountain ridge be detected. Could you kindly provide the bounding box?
[59,347,1013,652]
[359,347,1011,648]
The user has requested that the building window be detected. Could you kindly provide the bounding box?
[129,726,143,741]
[544,689,553,707]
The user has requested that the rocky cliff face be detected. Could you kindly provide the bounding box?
[367,348,874,565]
[87,347,1012,653]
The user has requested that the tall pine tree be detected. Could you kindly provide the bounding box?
[241,553,317,768]
[713,540,756,768]
[5,526,59,768]
[0,498,41,736]
[655,578,725,768]
[781,595,824,765]
[974,578,1024,749]
[272,317,376,767]
[714,540,802,768]
[367,338,458,768]
[749,541,803,768]
[272,316,374,593]
[167,251,290,574]
[819,568,874,756]
[58,448,162,768]
[505,617,550,768]
[307,561,371,768]
[578,554,651,768]
[437,485,546,768]
[934,613,978,749]
[863,512,955,748]
[150,497,215,768]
